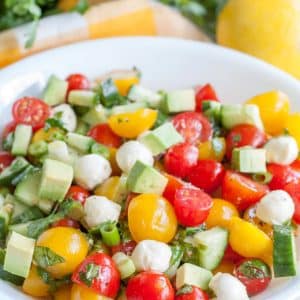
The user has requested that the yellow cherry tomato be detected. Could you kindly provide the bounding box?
[94,176,121,200]
[22,265,50,297]
[229,217,273,261]
[71,284,112,300]
[286,113,300,147]
[32,127,65,143]
[37,227,89,278]
[206,198,239,229]
[54,284,72,300]
[109,147,122,176]
[213,260,234,274]
[198,138,226,162]
[246,90,290,135]
[114,76,139,96]
[243,205,273,238]
[128,194,177,243]
[108,109,157,138]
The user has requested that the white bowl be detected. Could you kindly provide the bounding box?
[0,37,299,300]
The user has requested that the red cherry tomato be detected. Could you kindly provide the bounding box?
[284,182,300,224]
[72,252,120,298]
[2,121,18,139]
[0,152,14,173]
[164,142,199,178]
[126,272,174,300]
[222,171,269,211]
[12,97,50,130]
[172,112,212,144]
[66,73,90,95]
[51,218,80,229]
[226,124,267,159]
[195,84,219,112]
[173,186,213,227]
[267,164,300,190]
[233,259,271,296]
[66,185,90,205]
[176,286,209,300]
[111,240,137,256]
[163,174,185,204]
[188,159,225,193]
[223,245,244,264]
[88,124,122,148]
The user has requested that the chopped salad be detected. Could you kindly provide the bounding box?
[0,69,298,300]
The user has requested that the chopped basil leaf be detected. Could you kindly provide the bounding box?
[79,263,100,287]
[44,114,66,132]
[71,0,89,14]
[34,246,65,268]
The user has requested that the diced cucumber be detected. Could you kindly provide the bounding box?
[112,252,136,279]
[11,125,32,156]
[81,105,108,126]
[37,198,54,214]
[43,75,68,106]
[111,102,147,115]
[193,227,228,270]
[11,165,35,186]
[232,147,267,173]
[4,194,28,221]
[28,141,48,157]
[220,104,264,130]
[75,119,90,135]
[68,90,96,107]
[90,143,110,160]
[202,101,222,122]
[66,132,94,153]
[273,224,297,277]
[0,157,29,186]
[11,206,44,225]
[160,89,195,114]
[128,85,163,108]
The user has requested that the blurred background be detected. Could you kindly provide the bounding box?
[0,0,299,80]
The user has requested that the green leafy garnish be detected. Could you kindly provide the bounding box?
[34,246,65,268]
[176,285,194,296]
[11,206,44,224]
[71,0,89,14]
[79,263,100,287]
[44,111,66,132]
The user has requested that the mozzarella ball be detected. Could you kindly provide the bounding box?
[116,141,153,173]
[256,190,295,225]
[48,141,71,164]
[209,273,249,300]
[52,104,77,132]
[131,240,172,273]
[84,196,121,228]
[74,154,111,190]
[264,136,298,165]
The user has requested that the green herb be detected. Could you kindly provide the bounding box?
[79,263,100,287]
[25,18,39,48]
[34,246,65,268]
[11,206,44,224]
[71,0,89,14]
[11,165,35,186]
[153,110,169,129]
[44,113,66,132]
[176,285,194,296]
[118,220,133,243]
[2,132,14,151]
[232,133,241,143]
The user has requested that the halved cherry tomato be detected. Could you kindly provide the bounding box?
[2,120,17,139]
[0,152,14,173]
[226,124,267,159]
[66,185,90,205]
[195,84,219,112]
[72,252,120,298]
[66,73,90,95]
[267,164,300,190]
[188,160,225,193]
[233,259,271,296]
[163,174,185,204]
[176,285,209,300]
[223,245,244,264]
[222,171,269,211]
[126,272,174,300]
[164,142,199,178]
[174,186,213,227]
[284,182,300,224]
[88,124,122,148]
[111,240,137,256]
[172,112,212,144]
[52,218,80,229]
[12,97,50,130]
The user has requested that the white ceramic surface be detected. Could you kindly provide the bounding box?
[0,37,300,300]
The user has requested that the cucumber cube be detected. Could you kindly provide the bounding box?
[66,132,94,153]
[43,75,68,106]
[161,89,195,113]
[111,102,147,115]
[11,124,32,156]
[139,122,183,155]
[39,159,73,202]
[81,105,108,126]
[127,161,168,195]
[68,90,96,107]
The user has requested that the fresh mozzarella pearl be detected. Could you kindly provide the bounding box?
[116,141,153,173]
[48,141,71,164]
[52,104,77,132]
[131,240,172,273]
[84,196,121,228]
[256,190,295,225]
[74,154,111,190]
[264,136,298,165]
[209,273,249,300]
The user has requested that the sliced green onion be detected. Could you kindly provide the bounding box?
[252,172,273,184]
[112,252,136,279]
[90,142,110,160]
[28,141,48,157]
[100,221,120,246]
